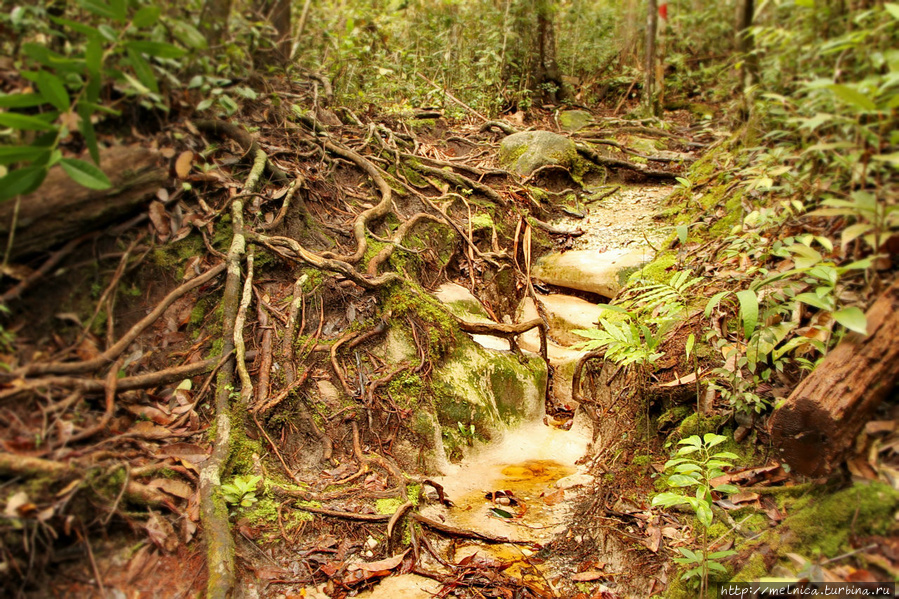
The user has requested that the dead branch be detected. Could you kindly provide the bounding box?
[528,217,584,237]
[479,121,519,135]
[571,350,605,406]
[250,233,403,289]
[406,160,508,207]
[410,513,531,545]
[0,453,167,507]
[455,317,548,362]
[195,119,290,183]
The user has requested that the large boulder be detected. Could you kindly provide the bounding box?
[497,130,577,176]
[532,248,652,298]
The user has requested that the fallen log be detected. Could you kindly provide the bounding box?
[0,146,167,260]
[769,278,899,476]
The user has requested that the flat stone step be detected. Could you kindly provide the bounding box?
[532,247,652,298]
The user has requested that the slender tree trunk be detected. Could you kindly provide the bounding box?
[201,0,233,47]
[534,1,563,103]
[644,0,658,114]
[736,0,757,85]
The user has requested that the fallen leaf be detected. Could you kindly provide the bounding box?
[571,570,610,582]
[128,421,175,440]
[350,550,409,573]
[149,201,170,237]
[865,421,896,435]
[542,488,565,506]
[731,492,761,504]
[148,478,192,500]
[144,512,178,553]
[175,151,194,179]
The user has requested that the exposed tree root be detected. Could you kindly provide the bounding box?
[575,142,678,180]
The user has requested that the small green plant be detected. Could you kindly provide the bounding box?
[221,474,262,510]
[652,434,739,597]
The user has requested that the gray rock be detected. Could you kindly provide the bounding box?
[532,248,652,298]
[559,110,593,132]
[497,130,577,176]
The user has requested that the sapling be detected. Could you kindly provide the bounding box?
[652,433,739,597]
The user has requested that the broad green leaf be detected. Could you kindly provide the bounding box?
[676,224,688,245]
[651,492,689,507]
[171,21,208,50]
[0,166,47,201]
[133,6,161,27]
[489,507,513,518]
[704,290,731,317]
[828,84,877,112]
[704,433,727,448]
[685,333,695,360]
[77,104,100,164]
[833,307,867,335]
[885,3,899,20]
[0,112,55,131]
[127,48,159,94]
[49,16,103,38]
[109,0,127,20]
[78,0,118,20]
[86,37,103,76]
[196,98,214,111]
[709,550,738,559]
[674,463,702,474]
[707,561,729,573]
[218,95,239,115]
[712,451,740,460]
[736,289,759,339]
[714,484,740,494]
[0,93,45,108]
[60,158,112,190]
[678,435,702,447]
[126,41,187,59]
[696,501,712,528]
[0,146,51,165]
[36,71,70,112]
[795,292,832,311]
[668,474,700,488]
[678,547,700,562]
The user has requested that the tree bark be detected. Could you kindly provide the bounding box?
[0,146,165,260]
[769,278,899,476]
[736,0,758,85]
[644,0,658,114]
[201,0,233,47]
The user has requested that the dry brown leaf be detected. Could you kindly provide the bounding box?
[571,570,610,582]
[148,478,192,499]
[128,421,174,440]
[148,201,170,237]
[349,550,409,573]
[175,151,194,179]
[542,488,565,506]
[866,421,897,435]
[144,512,178,553]
[730,492,761,504]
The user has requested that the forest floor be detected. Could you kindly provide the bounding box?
[1,75,898,599]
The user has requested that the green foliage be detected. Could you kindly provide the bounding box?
[220,474,262,510]
[653,434,738,595]
[0,0,207,201]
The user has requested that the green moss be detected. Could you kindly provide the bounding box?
[658,405,692,430]
[732,552,768,583]
[409,118,436,131]
[375,497,403,514]
[469,212,494,231]
[632,454,651,467]
[627,251,677,286]
[387,371,424,409]
[407,484,421,506]
[782,482,899,559]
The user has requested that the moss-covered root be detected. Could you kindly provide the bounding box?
[199,196,248,599]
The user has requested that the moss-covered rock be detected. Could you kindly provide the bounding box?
[498,130,578,176]
[559,110,593,132]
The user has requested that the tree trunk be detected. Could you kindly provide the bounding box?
[535,3,563,103]
[258,0,292,64]
[769,278,899,476]
[644,0,658,114]
[736,0,757,84]
[201,0,233,47]
[0,146,166,260]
